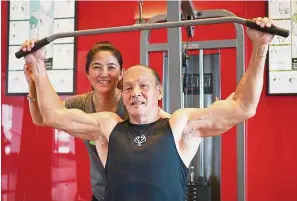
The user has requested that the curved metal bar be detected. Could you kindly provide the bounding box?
[15,16,289,58]
[50,17,289,40]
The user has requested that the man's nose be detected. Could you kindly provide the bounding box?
[131,86,141,97]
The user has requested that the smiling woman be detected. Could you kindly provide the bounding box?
[53,41,128,201]
[84,42,124,112]
[85,42,123,94]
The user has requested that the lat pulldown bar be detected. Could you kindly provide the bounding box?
[15,16,290,59]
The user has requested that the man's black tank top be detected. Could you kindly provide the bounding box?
[65,91,128,200]
[104,118,189,201]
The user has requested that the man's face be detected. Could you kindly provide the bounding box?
[122,66,162,116]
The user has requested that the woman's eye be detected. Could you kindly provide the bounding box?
[108,66,116,70]
[92,66,100,70]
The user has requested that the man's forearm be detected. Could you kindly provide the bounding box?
[33,61,64,123]
[233,43,268,115]
[27,82,45,125]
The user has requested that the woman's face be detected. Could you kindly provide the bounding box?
[87,51,123,93]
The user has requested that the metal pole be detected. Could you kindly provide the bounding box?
[199,49,205,177]
[167,1,183,112]
[16,16,288,58]
[30,17,291,43]
[235,24,246,201]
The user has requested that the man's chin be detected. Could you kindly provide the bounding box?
[128,106,146,115]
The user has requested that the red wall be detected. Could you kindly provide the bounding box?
[1,1,297,201]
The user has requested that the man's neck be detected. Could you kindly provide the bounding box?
[129,109,160,125]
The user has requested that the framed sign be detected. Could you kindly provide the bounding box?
[6,0,77,95]
[267,0,297,95]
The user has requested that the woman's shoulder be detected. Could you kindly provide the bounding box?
[116,97,129,120]
[64,91,93,109]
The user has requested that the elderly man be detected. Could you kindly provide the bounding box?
[24,17,274,201]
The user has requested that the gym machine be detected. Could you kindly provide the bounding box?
[139,1,270,201]
[15,1,289,201]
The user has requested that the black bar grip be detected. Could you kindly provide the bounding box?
[15,37,50,59]
[245,20,290,38]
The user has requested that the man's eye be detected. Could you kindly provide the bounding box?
[124,87,131,91]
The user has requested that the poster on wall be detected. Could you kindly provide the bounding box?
[6,0,77,95]
[268,0,297,95]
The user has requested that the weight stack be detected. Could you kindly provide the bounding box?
[185,177,211,201]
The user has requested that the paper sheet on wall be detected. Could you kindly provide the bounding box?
[269,71,297,94]
[7,71,29,93]
[269,0,291,19]
[47,70,74,93]
[53,19,75,44]
[53,44,74,69]
[54,0,75,18]
[9,21,30,45]
[268,0,297,94]
[7,0,76,94]
[8,46,27,70]
[29,1,54,66]
[10,1,30,20]
[269,46,292,70]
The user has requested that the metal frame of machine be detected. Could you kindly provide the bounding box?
[140,1,246,201]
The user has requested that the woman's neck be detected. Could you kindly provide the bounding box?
[94,88,119,104]
[93,88,121,111]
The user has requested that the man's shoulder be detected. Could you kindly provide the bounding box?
[117,119,130,124]
[112,119,129,129]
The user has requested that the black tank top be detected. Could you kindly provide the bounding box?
[64,91,128,200]
[104,118,189,201]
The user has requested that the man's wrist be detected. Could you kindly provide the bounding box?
[253,43,269,58]
[28,60,47,77]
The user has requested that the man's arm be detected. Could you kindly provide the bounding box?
[171,17,274,139]
[26,81,99,140]
[25,62,69,127]
[24,63,47,126]
[176,43,268,138]
[169,17,275,167]
[29,60,121,140]
[26,79,92,128]
[27,81,46,125]
[27,81,70,127]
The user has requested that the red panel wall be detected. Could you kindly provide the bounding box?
[1,1,297,201]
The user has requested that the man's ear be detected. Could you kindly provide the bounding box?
[157,84,163,100]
